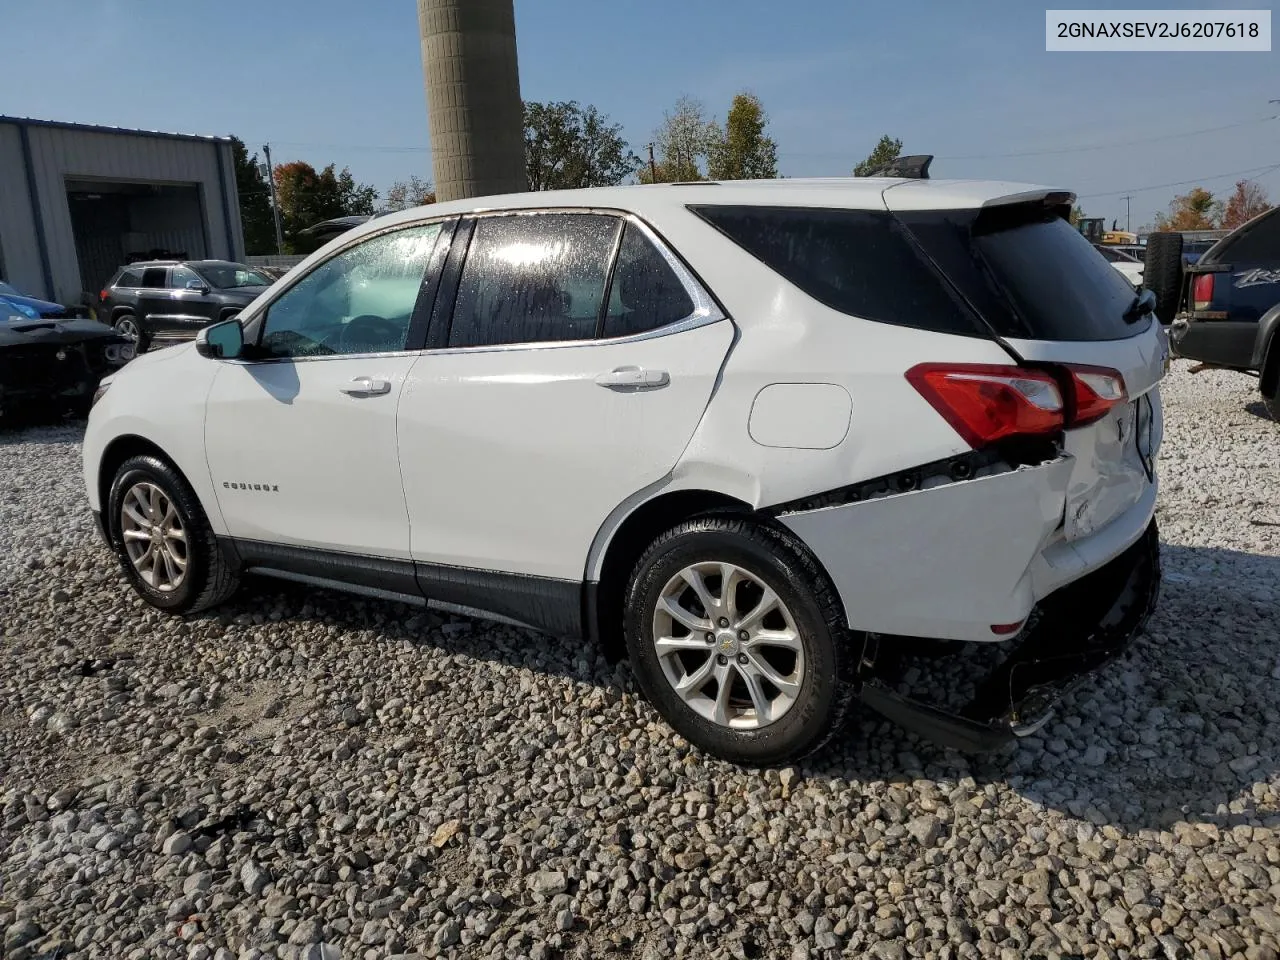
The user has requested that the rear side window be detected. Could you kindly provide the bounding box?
[601,223,694,338]
[690,205,979,336]
[140,267,167,288]
[449,213,621,348]
[1202,208,1280,265]
[115,270,142,287]
[899,207,1148,341]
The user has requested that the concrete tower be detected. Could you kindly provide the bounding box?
[418,0,527,202]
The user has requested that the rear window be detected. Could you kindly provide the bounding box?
[690,206,980,337]
[898,206,1149,341]
[1201,207,1280,265]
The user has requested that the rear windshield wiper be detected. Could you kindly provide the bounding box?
[1123,288,1157,324]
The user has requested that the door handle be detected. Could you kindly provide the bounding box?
[339,377,391,397]
[594,366,670,390]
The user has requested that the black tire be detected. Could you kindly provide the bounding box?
[1143,233,1184,324]
[113,312,150,354]
[106,454,239,613]
[623,514,858,765]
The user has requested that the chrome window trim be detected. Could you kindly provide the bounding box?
[147,313,208,323]
[435,209,725,355]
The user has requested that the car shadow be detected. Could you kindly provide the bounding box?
[214,539,1278,834]
[1243,399,1276,421]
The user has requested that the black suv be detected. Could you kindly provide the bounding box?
[1144,208,1280,420]
[98,260,273,353]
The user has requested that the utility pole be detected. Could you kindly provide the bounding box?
[262,143,284,255]
[647,143,658,183]
[1121,194,1132,233]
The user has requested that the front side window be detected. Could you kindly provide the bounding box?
[169,266,202,289]
[601,223,695,338]
[140,267,168,288]
[200,264,273,288]
[258,223,441,358]
[448,213,620,348]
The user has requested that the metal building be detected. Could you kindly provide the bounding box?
[0,117,244,307]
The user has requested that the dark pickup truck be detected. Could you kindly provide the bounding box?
[1146,208,1280,419]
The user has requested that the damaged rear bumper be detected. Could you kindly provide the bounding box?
[857,518,1160,751]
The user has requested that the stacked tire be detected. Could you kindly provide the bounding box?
[1143,233,1184,325]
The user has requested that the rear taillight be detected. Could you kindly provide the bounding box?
[905,363,1064,448]
[907,362,1128,448]
[1064,365,1127,427]
[99,288,109,302]
[1192,273,1214,311]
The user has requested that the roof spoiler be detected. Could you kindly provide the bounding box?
[866,154,933,179]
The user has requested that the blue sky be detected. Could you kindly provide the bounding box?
[2,0,1276,228]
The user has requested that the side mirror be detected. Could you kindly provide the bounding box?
[196,318,244,359]
[186,279,211,294]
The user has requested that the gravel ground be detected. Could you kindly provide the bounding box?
[1,360,1278,960]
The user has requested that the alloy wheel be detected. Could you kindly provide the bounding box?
[119,481,188,592]
[652,561,805,730]
[114,316,140,342]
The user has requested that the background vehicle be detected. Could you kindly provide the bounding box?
[98,260,273,353]
[1094,243,1144,288]
[1161,208,1280,419]
[1,304,133,423]
[84,177,1163,763]
[0,280,90,319]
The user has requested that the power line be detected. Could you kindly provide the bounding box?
[773,114,1277,161]
[1076,161,1280,199]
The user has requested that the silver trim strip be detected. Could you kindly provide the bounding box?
[147,313,208,324]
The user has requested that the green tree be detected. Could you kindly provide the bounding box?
[853,135,903,177]
[383,175,436,212]
[1069,205,1086,227]
[640,96,714,183]
[1153,187,1221,231]
[707,93,778,180]
[273,161,378,253]
[230,137,275,255]
[524,101,638,190]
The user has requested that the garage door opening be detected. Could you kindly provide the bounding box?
[66,180,207,299]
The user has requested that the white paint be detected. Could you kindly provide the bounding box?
[748,383,851,450]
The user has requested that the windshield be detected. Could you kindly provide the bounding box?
[196,265,272,289]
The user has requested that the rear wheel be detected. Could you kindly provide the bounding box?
[624,515,857,765]
[1143,233,1184,324]
[106,455,239,613]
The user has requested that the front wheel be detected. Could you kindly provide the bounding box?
[106,455,239,613]
[113,313,150,354]
[624,515,857,765]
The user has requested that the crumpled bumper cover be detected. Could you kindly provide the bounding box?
[859,518,1161,752]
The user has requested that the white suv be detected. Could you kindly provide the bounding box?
[83,176,1166,764]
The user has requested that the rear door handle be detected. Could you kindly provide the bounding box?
[340,377,391,397]
[594,366,670,390]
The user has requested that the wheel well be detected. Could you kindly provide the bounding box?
[590,489,751,662]
[97,435,179,525]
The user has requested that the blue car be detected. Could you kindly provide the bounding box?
[0,280,86,319]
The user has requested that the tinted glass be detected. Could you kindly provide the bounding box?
[259,223,440,358]
[169,266,202,289]
[899,207,1149,341]
[601,223,694,338]
[449,214,620,348]
[116,270,142,287]
[0,282,18,296]
[691,205,979,336]
[1203,208,1280,264]
[140,268,168,288]
[199,264,273,288]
